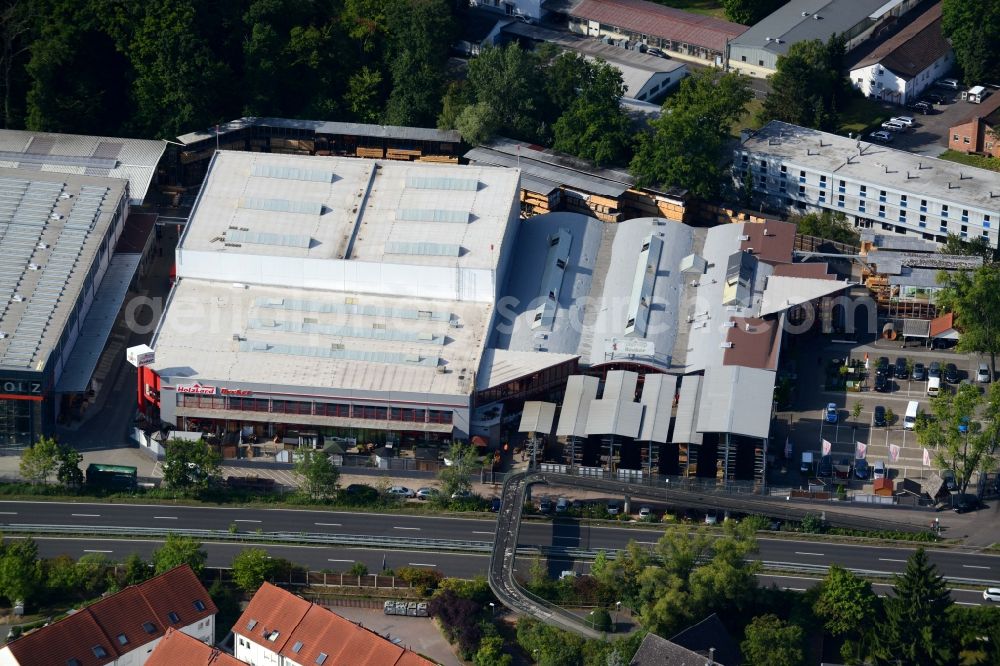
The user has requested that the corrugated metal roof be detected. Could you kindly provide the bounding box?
[585,370,642,437]
[671,374,702,444]
[519,401,557,434]
[696,365,774,439]
[464,143,631,198]
[555,374,599,438]
[176,117,461,146]
[56,254,141,392]
[888,267,945,289]
[638,373,676,443]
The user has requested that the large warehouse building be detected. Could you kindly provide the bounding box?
[0,130,165,446]
[144,151,520,446]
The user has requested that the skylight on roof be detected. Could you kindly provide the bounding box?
[246,619,258,631]
[142,622,157,634]
[167,611,180,624]
[406,175,479,191]
[385,240,462,257]
[316,653,328,665]
[193,599,206,611]
[240,196,324,215]
[117,633,128,645]
[252,163,335,183]
[292,641,304,653]
[396,208,470,224]
[266,630,280,641]
[227,229,312,249]
[92,645,108,658]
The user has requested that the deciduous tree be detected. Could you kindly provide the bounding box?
[231,548,275,593]
[383,0,454,127]
[741,614,805,666]
[163,438,220,490]
[791,210,860,246]
[553,59,633,166]
[759,36,850,131]
[814,565,878,638]
[438,442,480,498]
[942,0,1000,84]
[723,0,789,25]
[0,537,41,605]
[56,443,83,489]
[941,233,994,263]
[152,533,207,575]
[19,436,59,484]
[294,449,339,500]
[631,69,752,199]
[936,264,1000,376]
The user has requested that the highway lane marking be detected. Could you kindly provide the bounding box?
[794,551,825,556]
[963,565,990,570]
[328,559,354,563]
[472,531,494,535]
[84,549,112,553]
[879,558,907,563]
[72,513,100,517]
[956,602,980,606]
[153,516,178,520]
[408,563,437,567]
[315,523,342,527]
[552,536,579,540]
[783,587,807,591]
[234,519,261,523]
[394,527,421,531]
[0,512,17,515]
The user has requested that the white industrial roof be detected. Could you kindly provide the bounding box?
[585,370,642,437]
[176,117,461,147]
[638,373,676,443]
[476,348,578,391]
[151,279,489,397]
[758,276,850,317]
[0,129,165,205]
[0,169,126,372]
[741,121,1000,214]
[519,401,556,434]
[555,374,599,438]
[696,365,775,439]
[180,151,518,271]
[671,375,702,445]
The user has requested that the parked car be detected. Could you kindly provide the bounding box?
[941,469,958,492]
[415,487,439,500]
[977,362,991,383]
[638,506,652,520]
[555,497,569,513]
[984,588,1000,602]
[834,457,852,479]
[869,130,894,142]
[343,484,378,502]
[913,362,926,380]
[873,460,887,480]
[825,403,838,423]
[854,458,870,480]
[606,500,622,516]
[874,374,889,393]
[928,361,942,379]
[873,405,887,427]
[818,454,834,478]
[539,497,553,513]
[704,511,718,525]
[489,496,502,512]
[953,494,981,513]
[876,356,890,376]
[881,120,906,132]
[451,489,473,499]
[894,357,909,379]
[559,570,579,580]
[937,77,960,89]
[890,115,915,127]
[945,362,959,383]
[923,92,947,104]
[387,485,415,498]
[907,100,933,114]
[958,417,970,434]
[646,47,669,59]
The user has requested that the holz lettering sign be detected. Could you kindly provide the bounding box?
[175,383,217,395]
[0,379,42,396]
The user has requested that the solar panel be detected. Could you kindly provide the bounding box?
[405,175,478,191]
[240,197,324,215]
[251,163,336,183]
[227,229,312,249]
[396,208,469,224]
[385,241,462,257]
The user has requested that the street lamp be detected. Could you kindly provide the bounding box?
[488,602,495,616]
[615,601,621,629]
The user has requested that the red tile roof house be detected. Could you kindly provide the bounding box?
[233,583,434,666]
[146,629,244,666]
[0,565,217,666]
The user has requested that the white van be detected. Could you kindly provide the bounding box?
[927,377,941,397]
[904,401,919,430]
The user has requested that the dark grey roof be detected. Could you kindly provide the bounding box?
[176,117,461,146]
[630,632,716,665]
[731,0,896,57]
[670,613,741,666]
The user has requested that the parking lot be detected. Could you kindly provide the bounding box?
[775,336,988,488]
[873,86,987,157]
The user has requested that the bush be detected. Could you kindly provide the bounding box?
[348,562,368,577]
[438,576,493,604]
[428,589,484,659]
[801,513,825,533]
[589,607,613,632]
[397,566,443,594]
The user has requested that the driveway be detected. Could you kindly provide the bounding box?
[325,606,460,666]
[886,88,980,156]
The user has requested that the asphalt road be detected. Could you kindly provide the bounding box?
[11,538,991,607]
[2,500,999,586]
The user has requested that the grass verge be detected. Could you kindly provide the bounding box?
[648,0,726,19]
[939,149,1000,172]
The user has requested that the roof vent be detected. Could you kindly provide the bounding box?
[801,11,809,16]
[27,263,39,270]
[720,341,733,348]
[49,213,62,220]
[11,294,23,302]
[813,13,821,19]
[0,332,6,339]
[36,242,48,250]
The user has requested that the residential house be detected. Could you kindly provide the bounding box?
[0,565,216,666]
[146,629,244,666]
[848,3,953,105]
[948,93,1000,157]
[233,583,434,666]
[630,613,741,664]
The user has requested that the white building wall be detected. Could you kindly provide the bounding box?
[0,647,18,666]
[850,51,954,105]
[234,633,281,666]
[469,0,543,21]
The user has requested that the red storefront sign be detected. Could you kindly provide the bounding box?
[175,383,217,395]
[220,388,253,396]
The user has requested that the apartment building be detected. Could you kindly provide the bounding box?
[736,121,1000,247]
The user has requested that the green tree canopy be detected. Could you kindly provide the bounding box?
[152,533,207,575]
[873,548,953,666]
[814,565,878,638]
[936,264,1000,375]
[941,232,995,263]
[552,58,633,166]
[231,548,276,593]
[19,436,59,484]
[56,443,83,489]
[163,438,221,490]
[916,381,1000,494]
[438,442,480,498]
[383,0,454,127]
[0,537,41,604]
[294,449,339,500]
[741,614,805,666]
[791,210,860,246]
[759,36,850,131]
[942,0,1000,84]
[724,0,789,25]
[630,68,752,199]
